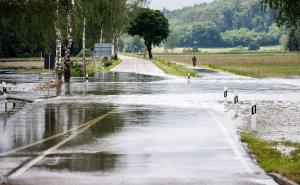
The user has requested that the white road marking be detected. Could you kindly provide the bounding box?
[0,110,114,157]
[205,104,252,173]
[8,110,114,178]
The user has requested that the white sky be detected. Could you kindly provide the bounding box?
[149,0,214,10]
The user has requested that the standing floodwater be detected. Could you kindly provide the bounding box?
[1,56,299,185]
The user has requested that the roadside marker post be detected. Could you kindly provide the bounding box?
[251,102,257,131]
[224,86,228,103]
[234,93,239,104]
[251,104,257,115]
[233,91,239,116]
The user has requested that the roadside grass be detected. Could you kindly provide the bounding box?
[16,69,53,74]
[240,133,300,183]
[72,60,120,77]
[157,53,300,78]
[152,58,198,77]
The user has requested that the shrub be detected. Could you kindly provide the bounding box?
[103,60,113,67]
[76,48,92,57]
[248,41,260,51]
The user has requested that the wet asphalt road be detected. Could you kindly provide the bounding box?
[1,56,299,184]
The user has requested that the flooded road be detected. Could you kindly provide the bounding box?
[0,56,299,184]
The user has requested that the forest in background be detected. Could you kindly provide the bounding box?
[123,0,290,53]
[163,0,286,48]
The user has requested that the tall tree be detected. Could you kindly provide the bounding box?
[165,31,180,52]
[128,8,169,59]
[62,0,74,82]
[262,0,300,28]
[55,0,63,82]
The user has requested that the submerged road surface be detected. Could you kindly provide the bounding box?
[0,56,283,185]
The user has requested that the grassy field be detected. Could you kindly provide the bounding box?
[152,45,282,54]
[0,58,43,69]
[241,134,300,183]
[152,58,198,77]
[157,53,300,78]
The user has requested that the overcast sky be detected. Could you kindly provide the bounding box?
[149,0,214,10]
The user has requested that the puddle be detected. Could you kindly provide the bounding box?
[275,144,297,156]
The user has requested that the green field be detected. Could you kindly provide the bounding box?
[157,53,300,78]
[152,45,282,54]
[241,134,300,183]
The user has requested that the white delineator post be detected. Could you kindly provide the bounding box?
[233,91,239,116]
[251,102,257,131]
[224,86,228,103]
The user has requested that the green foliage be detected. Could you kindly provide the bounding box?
[163,0,284,48]
[279,35,288,51]
[125,36,145,53]
[287,29,300,51]
[0,0,56,57]
[0,0,146,58]
[262,0,300,28]
[164,31,180,52]
[221,26,281,47]
[76,48,92,57]
[128,8,170,59]
[248,41,260,51]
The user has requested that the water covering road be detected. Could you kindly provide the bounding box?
[1,56,299,184]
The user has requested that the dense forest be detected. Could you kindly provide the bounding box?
[163,0,285,48]
[0,0,146,58]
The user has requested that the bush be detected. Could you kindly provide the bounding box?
[76,48,92,57]
[103,60,113,67]
[248,41,260,51]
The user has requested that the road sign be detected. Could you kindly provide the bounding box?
[94,43,112,57]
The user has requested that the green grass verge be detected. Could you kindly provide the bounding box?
[15,69,53,74]
[72,60,120,77]
[240,133,300,183]
[152,58,198,77]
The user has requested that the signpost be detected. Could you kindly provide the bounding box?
[94,43,112,58]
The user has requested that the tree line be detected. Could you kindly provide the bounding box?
[163,0,299,50]
[0,0,147,81]
[0,0,146,58]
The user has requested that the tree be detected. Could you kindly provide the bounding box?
[125,36,145,53]
[61,0,74,83]
[128,8,169,59]
[248,41,260,51]
[287,29,300,51]
[191,22,221,47]
[262,0,300,28]
[165,31,180,52]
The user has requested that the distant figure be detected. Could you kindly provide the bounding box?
[2,87,7,94]
[192,56,197,67]
[2,82,7,94]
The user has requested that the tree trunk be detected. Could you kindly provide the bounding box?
[55,0,62,83]
[64,1,73,82]
[113,36,119,59]
[146,42,153,59]
[82,17,86,77]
